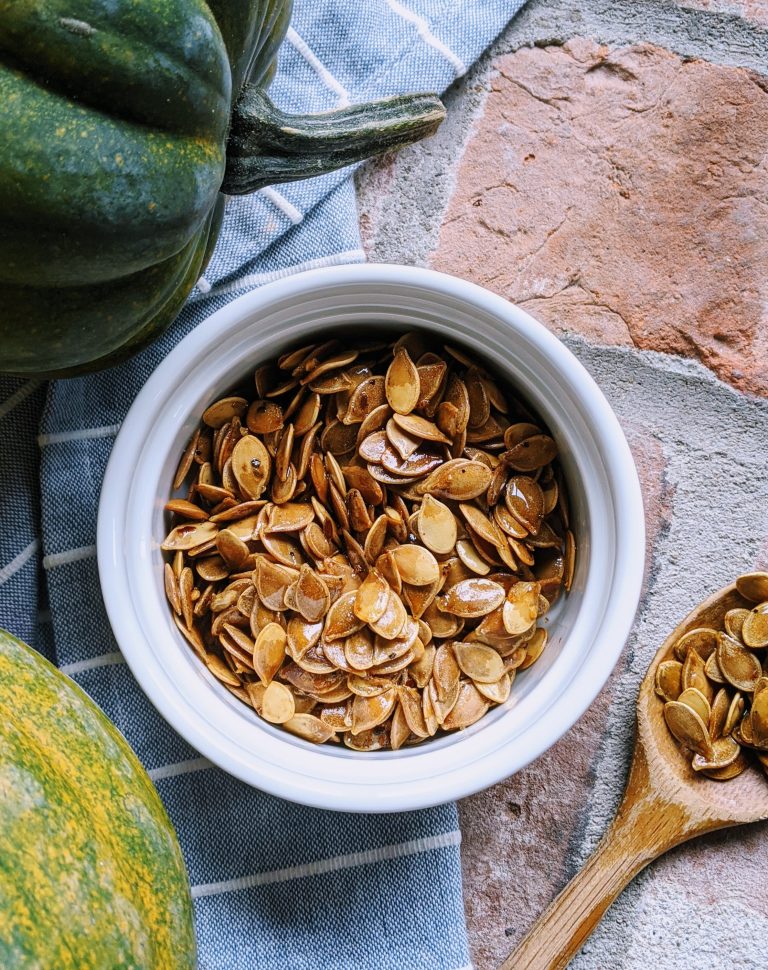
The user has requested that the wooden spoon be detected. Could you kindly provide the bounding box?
[500,583,768,970]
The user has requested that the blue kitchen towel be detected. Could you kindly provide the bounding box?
[0,2,525,967]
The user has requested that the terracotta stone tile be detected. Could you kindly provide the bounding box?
[432,39,768,396]
[675,0,768,26]
[458,662,626,970]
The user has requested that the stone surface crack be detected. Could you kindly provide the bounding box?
[501,73,569,109]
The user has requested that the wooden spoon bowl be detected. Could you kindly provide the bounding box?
[500,583,768,970]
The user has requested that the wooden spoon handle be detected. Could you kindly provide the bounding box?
[498,791,691,970]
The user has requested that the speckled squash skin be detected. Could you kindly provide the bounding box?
[0,629,196,969]
[0,0,443,377]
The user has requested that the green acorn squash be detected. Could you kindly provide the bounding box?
[0,628,196,969]
[0,0,444,376]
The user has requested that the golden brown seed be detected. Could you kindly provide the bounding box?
[438,579,506,618]
[465,367,491,429]
[735,571,768,604]
[677,687,711,724]
[664,701,713,758]
[247,400,283,435]
[503,581,540,635]
[742,605,768,649]
[442,683,489,730]
[267,502,315,534]
[291,565,330,623]
[202,396,248,429]
[354,570,391,624]
[351,688,398,735]
[520,628,548,670]
[654,660,683,703]
[346,376,387,424]
[261,682,296,724]
[691,736,741,772]
[475,673,512,704]
[391,412,452,445]
[453,641,505,683]
[700,751,750,781]
[673,627,718,662]
[390,544,440,586]
[502,434,558,472]
[416,495,457,555]
[253,623,287,685]
[432,643,461,706]
[417,459,492,501]
[709,687,730,740]
[164,563,181,616]
[216,529,250,570]
[751,678,768,745]
[723,607,750,640]
[455,538,491,576]
[286,615,323,661]
[254,558,296,611]
[397,686,430,737]
[165,499,209,521]
[704,649,726,685]
[720,691,744,738]
[173,429,200,489]
[206,654,241,687]
[324,590,365,642]
[344,725,390,750]
[284,714,336,744]
[162,521,218,552]
[681,649,713,704]
[231,434,271,500]
[505,477,545,535]
[385,348,420,415]
[369,590,408,640]
[717,632,762,692]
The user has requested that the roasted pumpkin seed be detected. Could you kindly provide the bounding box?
[164,334,573,747]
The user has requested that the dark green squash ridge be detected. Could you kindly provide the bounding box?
[0,0,445,376]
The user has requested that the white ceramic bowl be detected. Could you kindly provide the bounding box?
[98,264,644,813]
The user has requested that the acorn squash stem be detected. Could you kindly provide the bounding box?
[222,87,445,195]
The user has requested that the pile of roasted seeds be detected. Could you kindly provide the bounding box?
[162,332,575,750]
[656,572,768,780]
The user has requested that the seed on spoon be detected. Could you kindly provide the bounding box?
[717,632,762,692]
[741,605,768,649]
[691,736,741,772]
[664,701,713,759]
[677,687,711,724]
[735,572,768,603]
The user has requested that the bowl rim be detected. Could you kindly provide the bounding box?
[97,263,645,811]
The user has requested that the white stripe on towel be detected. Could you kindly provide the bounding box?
[43,545,97,569]
[0,380,42,423]
[260,187,303,225]
[204,249,366,299]
[148,757,213,782]
[385,0,466,76]
[191,829,462,898]
[38,423,121,447]
[286,26,351,106]
[59,651,124,676]
[0,540,39,586]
